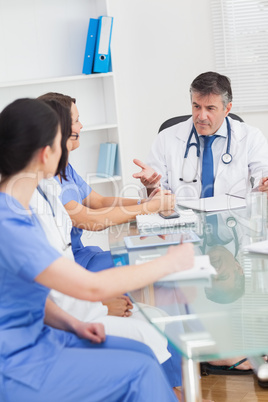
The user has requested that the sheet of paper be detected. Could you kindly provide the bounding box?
[177,194,246,212]
[156,255,217,282]
[124,230,200,250]
[244,240,268,254]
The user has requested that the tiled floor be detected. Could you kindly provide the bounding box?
[201,373,268,401]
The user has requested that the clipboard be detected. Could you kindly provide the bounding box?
[177,194,246,212]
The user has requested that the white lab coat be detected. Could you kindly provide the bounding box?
[147,116,268,200]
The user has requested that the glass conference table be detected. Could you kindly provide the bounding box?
[108,203,268,401]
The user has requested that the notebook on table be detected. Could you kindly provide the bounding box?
[156,255,217,283]
[136,209,197,233]
[134,255,216,283]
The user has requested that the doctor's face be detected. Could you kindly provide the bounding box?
[192,92,232,136]
[206,245,244,301]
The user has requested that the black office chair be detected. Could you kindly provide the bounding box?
[158,113,244,133]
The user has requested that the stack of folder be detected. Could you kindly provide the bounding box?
[82,16,113,75]
[96,142,118,177]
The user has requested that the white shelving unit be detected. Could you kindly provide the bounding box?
[0,0,123,197]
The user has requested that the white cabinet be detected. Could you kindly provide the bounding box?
[0,0,123,196]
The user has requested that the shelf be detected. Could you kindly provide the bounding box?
[0,72,114,88]
[81,123,118,132]
[88,175,122,185]
[0,0,123,198]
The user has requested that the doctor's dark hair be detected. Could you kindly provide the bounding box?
[190,72,233,108]
[39,99,72,180]
[0,98,59,178]
[205,264,245,304]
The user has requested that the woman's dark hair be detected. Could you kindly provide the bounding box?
[39,99,72,180]
[38,92,76,110]
[0,98,59,178]
[38,92,76,180]
[190,71,233,108]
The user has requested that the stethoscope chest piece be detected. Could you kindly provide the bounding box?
[222,153,232,164]
[226,217,237,228]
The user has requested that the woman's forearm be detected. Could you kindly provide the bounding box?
[44,298,80,333]
[36,244,193,303]
[65,197,174,231]
[90,196,144,208]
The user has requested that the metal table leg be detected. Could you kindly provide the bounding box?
[182,357,202,402]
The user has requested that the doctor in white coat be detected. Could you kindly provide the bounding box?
[133,71,268,199]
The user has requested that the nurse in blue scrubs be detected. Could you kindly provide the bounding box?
[0,98,194,400]
[38,92,176,273]
[39,97,184,392]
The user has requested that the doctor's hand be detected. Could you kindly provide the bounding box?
[258,177,268,193]
[133,159,162,193]
[73,322,106,343]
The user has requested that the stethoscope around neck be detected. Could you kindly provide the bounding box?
[180,116,232,183]
[37,185,72,251]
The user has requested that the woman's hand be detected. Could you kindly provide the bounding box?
[147,187,169,199]
[166,243,195,274]
[103,295,133,317]
[145,190,175,213]
[74,322,106,343]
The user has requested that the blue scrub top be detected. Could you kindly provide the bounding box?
[55,164,92,253]
[0,193,66,391]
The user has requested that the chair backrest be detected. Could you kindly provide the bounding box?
[158,113,244,133]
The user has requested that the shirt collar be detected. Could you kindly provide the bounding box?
[197,118,228,139]
[214,118,228,138]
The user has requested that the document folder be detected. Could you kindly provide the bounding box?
[96,143,112,177]
[93,16,113,73]
[82,18,99,74]
[108,143,117,176]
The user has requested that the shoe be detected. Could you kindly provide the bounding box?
[200,362,253,376]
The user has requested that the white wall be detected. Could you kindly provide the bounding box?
[0,0,100,82]
[109,0,268,195]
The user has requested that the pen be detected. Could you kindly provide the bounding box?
[227,357,248,370]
